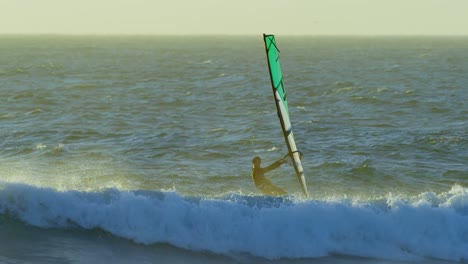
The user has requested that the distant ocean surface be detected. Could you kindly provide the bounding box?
[1,35,467,263]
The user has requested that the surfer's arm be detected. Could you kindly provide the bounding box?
[263,159,285,173]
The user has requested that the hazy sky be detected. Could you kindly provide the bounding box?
[1,0,467,35]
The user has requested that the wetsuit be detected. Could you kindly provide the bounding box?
[251,160,287,196]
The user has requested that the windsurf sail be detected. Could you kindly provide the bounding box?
[263,34,309,197]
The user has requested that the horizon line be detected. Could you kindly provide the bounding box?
[1,33,468,37]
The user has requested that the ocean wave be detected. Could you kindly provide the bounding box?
[1,182,467,262]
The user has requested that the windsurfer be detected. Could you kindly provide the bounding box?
[251,156,288,196]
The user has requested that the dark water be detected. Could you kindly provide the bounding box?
[0,36,467,263]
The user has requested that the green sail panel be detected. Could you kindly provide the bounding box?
[264,35,289,114]
[263,34,309,197]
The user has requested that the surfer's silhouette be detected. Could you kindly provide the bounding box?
[251,156,288,196]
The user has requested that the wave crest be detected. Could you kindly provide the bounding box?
[0,182,467,261]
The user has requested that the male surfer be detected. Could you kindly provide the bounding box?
[251,156,288,196]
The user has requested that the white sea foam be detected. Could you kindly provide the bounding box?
[1,182,467,262]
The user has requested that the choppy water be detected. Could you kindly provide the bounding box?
[0,35,467,263]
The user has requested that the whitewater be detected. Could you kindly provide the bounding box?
[1,182,468,262]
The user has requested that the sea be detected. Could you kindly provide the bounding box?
[0,35,467,264]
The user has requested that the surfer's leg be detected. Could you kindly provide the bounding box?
[271,186,287,195]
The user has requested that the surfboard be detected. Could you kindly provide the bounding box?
[263,34,309,197]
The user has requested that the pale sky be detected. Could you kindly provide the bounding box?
[1,0,467,35]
